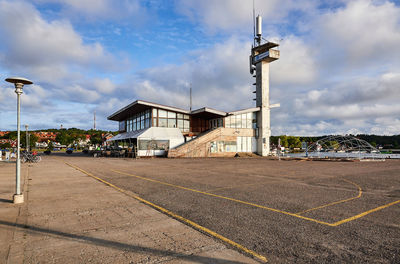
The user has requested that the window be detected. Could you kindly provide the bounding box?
[225,116,231,128]
[177,119,184,129]
[235,115,242,128]
[167,111,176,118]
[159,118,167,127]
[139,140,169,150]
[252,112,257,129]
[225,141,237,152]
[184,114,190,120]
[159,110,167,118]
[153,118,157,127]
[177,113,183,119]
[241,114,246,128]
[119,121,125,131]
[153,108,158,118]
[184,120,190,130]
[210,141,237,152]
[168,119,176,128]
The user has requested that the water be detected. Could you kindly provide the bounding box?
[284,152,400,159]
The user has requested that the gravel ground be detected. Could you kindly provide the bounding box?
[61,153,400,263]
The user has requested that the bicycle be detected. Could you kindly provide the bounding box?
[21,151,42,163]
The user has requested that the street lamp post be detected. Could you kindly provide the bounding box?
[5,77,33,204]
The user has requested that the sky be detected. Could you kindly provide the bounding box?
[0,0,399,136]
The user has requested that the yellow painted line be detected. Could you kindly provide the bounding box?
[296,178,363,215]
[112,169,400,227]
[64,162,267,263]
[331,199,400,226]
[112,169,335,226]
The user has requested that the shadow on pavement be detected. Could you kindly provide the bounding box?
[0,220,247,264]
[0,198,13,204]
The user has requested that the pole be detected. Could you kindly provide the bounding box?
[15,84,23,198]
[6,77,33,204]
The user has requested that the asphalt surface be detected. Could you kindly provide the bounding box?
[60,153,400,263]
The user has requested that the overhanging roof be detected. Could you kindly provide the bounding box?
[108,99,260,122]
[108,100,190,121]
[190,107,227,119]
[228,107,260,115]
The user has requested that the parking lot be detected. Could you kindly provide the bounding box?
[62,154,399,263]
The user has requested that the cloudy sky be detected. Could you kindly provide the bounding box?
[0,0,399,135]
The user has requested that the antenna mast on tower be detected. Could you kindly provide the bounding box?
[94,111,96,130]
[253,0,256,47]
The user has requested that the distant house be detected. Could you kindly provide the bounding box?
[0,131,10,137]
[0,138,16,147]
[33,131,58,142]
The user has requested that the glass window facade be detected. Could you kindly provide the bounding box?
[209,118,224,129]
[224,112,257,129]
[152,108,190,133]
[126,109,151,132]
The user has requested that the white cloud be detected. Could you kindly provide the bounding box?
[176,0,316,34]
[93,78,116,94]
[316,0,400,66]
[271,36,316,85]
[0,0,122,84]
[62,84,101,103]
[127,37,255,112]
[0,0,128,131]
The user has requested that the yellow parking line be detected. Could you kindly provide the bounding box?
[64,162,268,263]
[331,199,400,226]
[296,179,362,215]
[112,169,400,227]
[111,169,335,226]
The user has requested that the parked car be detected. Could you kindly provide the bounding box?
[66,148,74,154]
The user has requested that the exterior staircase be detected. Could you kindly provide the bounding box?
[168,128,223,158]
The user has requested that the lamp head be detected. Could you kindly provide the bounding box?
[5,77,33,85]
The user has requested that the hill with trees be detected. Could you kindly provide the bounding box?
[0,128,117,149]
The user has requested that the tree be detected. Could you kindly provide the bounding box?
[47,141,54,151]
[21,132,38,149]
[56,132,74,146]
[279,135,289,148]
[0,142,11,149]
[90,134,102,146]
[287,136,301,149]
[2,131,17,140]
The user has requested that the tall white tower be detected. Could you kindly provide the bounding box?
[250,15,280,156]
